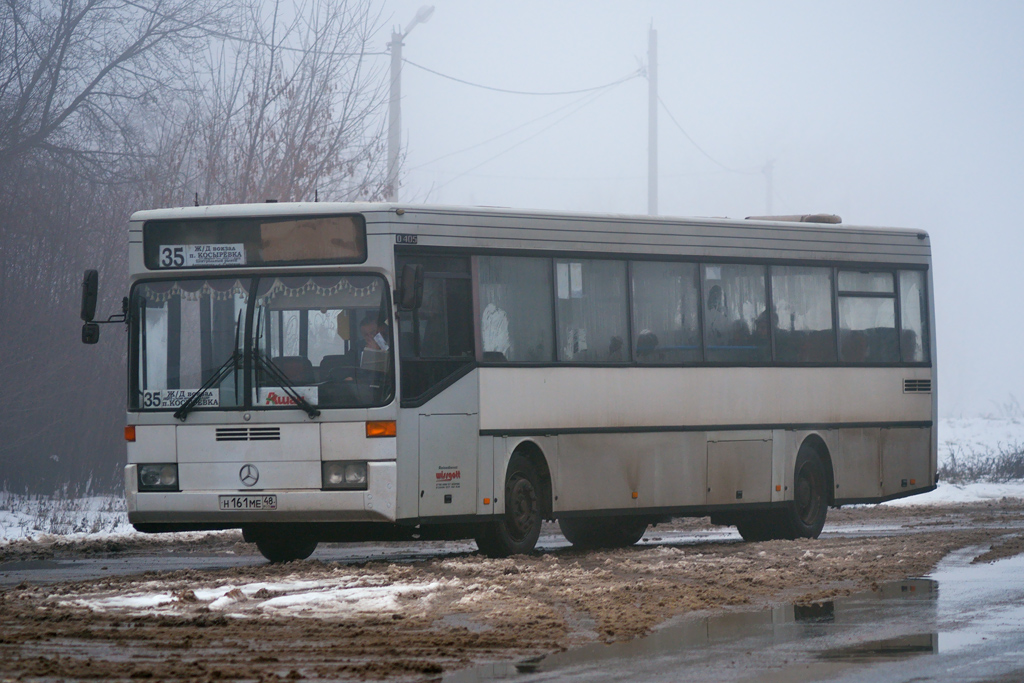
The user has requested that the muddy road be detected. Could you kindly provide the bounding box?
[1,502,1023,681]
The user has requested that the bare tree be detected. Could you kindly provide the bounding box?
[0,0,227,175]
[147,0,390,207]
[0,0,394,494]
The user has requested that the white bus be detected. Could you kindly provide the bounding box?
[82,204,936,561]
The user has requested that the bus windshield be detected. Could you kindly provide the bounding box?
[131,274,393,412]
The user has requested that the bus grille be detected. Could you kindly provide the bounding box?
[215,427,281,441]
[903,379,932,394]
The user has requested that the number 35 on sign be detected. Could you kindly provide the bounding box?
[159,244,246,268]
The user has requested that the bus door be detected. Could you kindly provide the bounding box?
[396,255,479,518]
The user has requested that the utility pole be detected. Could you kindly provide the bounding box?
[763,160,774,215]
[647,25,658,216]
[386,6,435,203]
[386,30,402,202]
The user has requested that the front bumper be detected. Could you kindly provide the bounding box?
[125,461,397,525]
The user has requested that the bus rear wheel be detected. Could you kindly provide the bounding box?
[251,526,318,563]
[475,455,542,557]
[558,516,648,549]
[778,445,828,539]
[734,445,828,542]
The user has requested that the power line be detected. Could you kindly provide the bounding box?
[407,87,616,172]
[403,59,642,96]
[209,31,387,57]
[431,83,625,193]
[658,96,759,175]
[408,168,733,182]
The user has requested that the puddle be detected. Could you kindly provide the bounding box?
[446,550,1024,683]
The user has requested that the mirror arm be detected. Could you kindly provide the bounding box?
[94,298,131,325]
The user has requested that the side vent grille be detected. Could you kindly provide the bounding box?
[903,379,932,394]
[216,427,281,442]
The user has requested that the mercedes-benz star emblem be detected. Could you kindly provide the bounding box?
[239,464,259,487]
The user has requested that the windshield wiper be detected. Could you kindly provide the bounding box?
[253,354,321,419]
[174,311,242,422]
[173,350,242,421]
[253,307,320,419]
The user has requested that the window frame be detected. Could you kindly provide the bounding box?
[700,262,772,364]
[127,271,395,413]
[897,269,931,364]
[552,257,632,364]
[769,265,838,364]
[835,268,903,365]
[628,259,704,364]
[399,245,932,371]
[395,254,477,408]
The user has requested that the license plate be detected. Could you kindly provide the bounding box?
[218,495,277,511]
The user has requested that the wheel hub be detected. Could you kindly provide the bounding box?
[795,465,822,524]
[506,476,538,542]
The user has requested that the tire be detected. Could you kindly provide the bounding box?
[734,512,780,542]
[474,454,543,557]
[778,444,829,539]
[252,527,318,563]
[559,516,648,549]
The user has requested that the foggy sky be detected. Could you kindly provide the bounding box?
[384,0,1024,418]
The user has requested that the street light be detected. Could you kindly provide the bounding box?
[387,5,434,202]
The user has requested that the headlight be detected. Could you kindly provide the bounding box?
[322,461,367,490]
[138,464,179,491]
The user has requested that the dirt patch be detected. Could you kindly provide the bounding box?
[0,502,1022,681]
[972,532,1024,564]
[0,529,256,562]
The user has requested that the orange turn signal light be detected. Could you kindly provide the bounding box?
[124,425,136,442]
[631,491,639,499]
[776,485,782,492]
[365,420,397,438]
[483,498,491,505]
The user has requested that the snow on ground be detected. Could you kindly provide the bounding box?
[2,417,1023,545]
[938,416,1024,467]
[883,481,1024,506]
[0,491,133,545]
[59,574,448,618]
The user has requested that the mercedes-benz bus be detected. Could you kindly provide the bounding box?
[82,204,936,561]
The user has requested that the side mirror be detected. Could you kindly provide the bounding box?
[398,263,424,311]
[82,322,100,344]
[81,270,98,322]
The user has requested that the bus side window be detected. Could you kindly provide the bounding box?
[837,271,899,364]
[630,261,701,363]
[702,264,770,363]
[397,255,474,404]
[771,266,837,363]
[899,270,929,363]
[554,259,629,363]
[478,256,555,362]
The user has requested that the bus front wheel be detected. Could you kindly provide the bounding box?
[251,526,318,563]
[475,454,542,557]
[734,515,777,542]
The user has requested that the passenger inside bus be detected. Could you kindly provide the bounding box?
[635,329,661,361]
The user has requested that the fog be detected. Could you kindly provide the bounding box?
[386,0,1024,417]
[1,0,1018,494]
